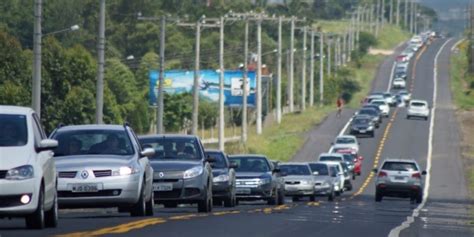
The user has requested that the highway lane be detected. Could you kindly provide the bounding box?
[1,39,471,237]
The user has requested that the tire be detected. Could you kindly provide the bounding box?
[164,202,178,208]
[370,131,374,138]
[277,189,285,205]
[352,175,356,180]
[145,190,154,216]
[328,189,335,202]
[25,187,45,229]
[347,182,353,191]
[267,188,278,205]
[335,191,341,197]
[130,180,146,217]
[406,115,411,120]
[198,184,212,213]
[224,187,236,207]
[44,193,58,228]
[416,192,423,204]
[424,117,428,121]
[292,196,299,202]
[309,195,316,202]
[375,190,383,202]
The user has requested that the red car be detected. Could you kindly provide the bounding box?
[333,148,363,177]
[396,54,408,63]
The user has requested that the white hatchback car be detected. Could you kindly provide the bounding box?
[370,99,390,117]
[392,78,406,89]
[0,106,59,229]
[407,100,430,120]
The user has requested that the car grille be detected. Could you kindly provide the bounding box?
[285,181,301,185]
[154,179,179,183]
[0,194,31,207]
[58,190,121,198]
[0,170,7,179]
[93,170,112,177]
[155,189,181,199]
[153,171,183,179]
[58,171,77,178]
[184,188,200,197]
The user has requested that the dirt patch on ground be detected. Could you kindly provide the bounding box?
[368,48,394,55]
[457,110,474,198]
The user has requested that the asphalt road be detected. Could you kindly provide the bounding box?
[0,38,472,237]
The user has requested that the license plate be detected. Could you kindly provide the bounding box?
[153,183,173,191]
[359,130,366,133]
[236,188,251,194]
[71,183,99,193]
[395,176,405,180]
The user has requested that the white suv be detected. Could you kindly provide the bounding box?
[0,106,59,229]
[407,100,430,120]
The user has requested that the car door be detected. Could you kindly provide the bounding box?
[128,127,152,196]
[32,113,56,206]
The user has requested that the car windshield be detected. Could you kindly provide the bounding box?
[319,156,342,162]
[372,101,384,105]
[383,93,392,98]
[335,137,355,144]
[206,152,227,169]
[0,114,28,147]
[359,109,376,116]
[52,129,134,156]
[279,164,311,176]
[411,102,426,107]
[229,156,270,173]
[139,137,202,160]
[309,163,329,175]
[382,162,418,172]
[354,118,370,125]
[342,154,355,164]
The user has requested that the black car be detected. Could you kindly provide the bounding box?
[228,155,282,205]
[358,107,381,128]
[138,135,214,213]
[350,115,376,137]
[205,149,237,207]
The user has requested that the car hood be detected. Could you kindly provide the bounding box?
[235,172,271,179]
[212,168,229,177]
[150,160,202,172]
[283,175,313,182]
[0,146,34,170]
[313,175,333,183]
[55,155,134,170]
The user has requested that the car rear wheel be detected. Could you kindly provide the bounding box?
[416,192,423,204]
[406,115,411,119]
[164,202,178,208]
[224,187,236,207]
[328,190,335,202]
[375,191,383,202]
[292,196,299,202]
[267,188,278,205]
[130,180,146,217]
[277,189,285,205]
[44,193,58,228]
[198,184,212,213]
[309,195,316,202]
[26,187,45,229]
[145,190,154,216]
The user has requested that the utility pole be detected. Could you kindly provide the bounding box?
[342,31,347,64]
[242,19,249,142]
[375,0,380,37]
[218,16,225,150]
[95,0,105,124]
[370,4,374,34]
[276,16,283,123]
[356,7,361,48]
[381,0,385,26]
[157,16,166,133]
[414,4,418,34]
[396,0,401,26]
[390,0,394,24]
[309,30,315,107]
[301,26,307,111]
[289,17,295,112]
[335,36,340,68]
[256,16,263,134]
[319,32,324,106]
[32,0,42,117]
[410,0,414,34]
[193,21,201,135]
[404,0,409,29]
[327,36,332,78]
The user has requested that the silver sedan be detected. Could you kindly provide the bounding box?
[50,124,155,216]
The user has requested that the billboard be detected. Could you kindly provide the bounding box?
[149,70,256,107]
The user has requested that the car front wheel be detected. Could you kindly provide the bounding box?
[44,193,58,228]
[375,190,383,202]
[198,184,212,213]
[25,186,45,229]
[130,180,146,217]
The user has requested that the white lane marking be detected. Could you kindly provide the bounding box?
[388,39,453,237]
[451,38,465,52]
[338,117,353,137]
[387,62,396,92]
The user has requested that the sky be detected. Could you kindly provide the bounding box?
[419,0,469,35]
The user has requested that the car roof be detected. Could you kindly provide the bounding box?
[360,107,377,111]
[382,158,419,164]
[138,134,199,139]
[319,153,344,157]
[0,105,34,115]
[354,114,372,119]
[321,161,342,166]
[335,135,356,140]
[56,124,127,131]
[228,154,267,158]
[371,99,386,103]
[279,162,309,166]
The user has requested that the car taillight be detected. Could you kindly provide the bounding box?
[412,172,421,179]
[378,171,387,177]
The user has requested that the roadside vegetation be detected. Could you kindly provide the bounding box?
[451,40,474,217]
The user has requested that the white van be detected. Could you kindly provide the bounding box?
[0,106,58,229]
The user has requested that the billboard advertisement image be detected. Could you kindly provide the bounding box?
[149,70,256,107]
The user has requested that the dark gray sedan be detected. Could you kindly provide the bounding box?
[228,155,281,205]
[205,150,237,207]
[138,135,214,213]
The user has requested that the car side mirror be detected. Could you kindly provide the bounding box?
[140,148,155,158]
[206,155,216,163]
[229,162,238,169]
[372,168,378,173]
[421,170,427,175]
[37,139,58,152]
[313,171,319,176]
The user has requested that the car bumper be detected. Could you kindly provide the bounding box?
[212,181,232,198]
[314,185,332,195]
[153,176,206,204]
[376,184,422,197]
[0,179,39,216]
[235,183,272,200]
[407,111,429,117]
[57,173,141,208]
[284,184,314,196]
[350,129,374,135]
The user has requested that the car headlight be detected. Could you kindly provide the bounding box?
[112,165,139,176]
[213,174,229,182]
[183,166,203,179]
[368,126,374,130]
[256,177,271,185]
[6,165,34,180]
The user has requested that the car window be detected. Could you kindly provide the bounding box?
[228,157,270,173]
[319,156,342,162]
[411,102,426,107]
[0,114,28,147]
[359,109,376,116]
[279,165,311,175]
[309,163,329,175]
[329,166,337,176]
[354,118,370,124]
[52,129,134,156]
[206,152,227,169]
[335,137,355,144]
[139,137,202,160]
[381,162,419,172]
